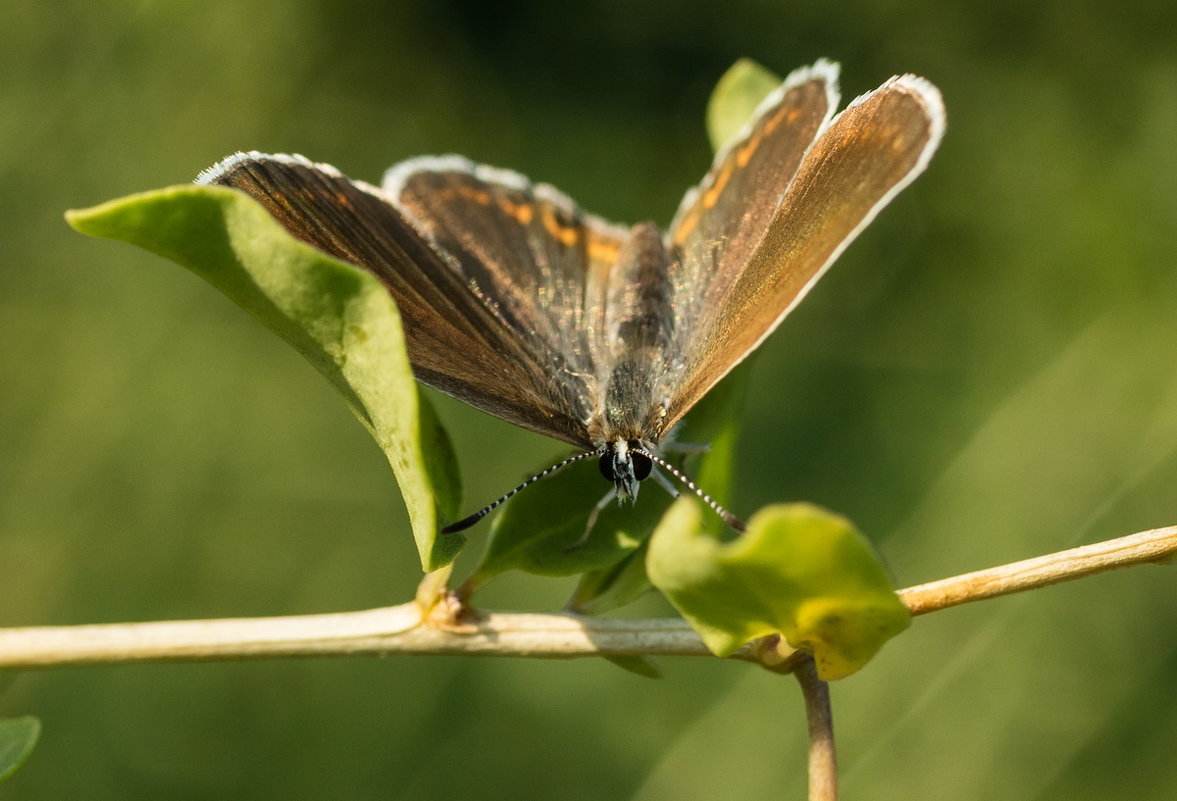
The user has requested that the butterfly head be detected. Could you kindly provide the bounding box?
[597,439,654,502]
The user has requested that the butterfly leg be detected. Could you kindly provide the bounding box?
[565,487,618,551]
[651,468,680,498]
[661,441,711,454]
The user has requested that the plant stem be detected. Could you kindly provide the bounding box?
[0,607,718,668]
[897,524,1176,616]
[795,656,837,801]
[0,525,1172,669]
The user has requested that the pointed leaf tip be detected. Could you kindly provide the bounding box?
[0,716,41,783]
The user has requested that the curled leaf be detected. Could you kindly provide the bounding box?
[648,501,910,679]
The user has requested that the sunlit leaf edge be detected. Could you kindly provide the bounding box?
[67,186,462,571]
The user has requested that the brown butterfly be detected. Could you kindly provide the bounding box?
[197,60,945,533]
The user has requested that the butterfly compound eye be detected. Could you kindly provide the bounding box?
[598,453,617,482]
[631,450,652,481]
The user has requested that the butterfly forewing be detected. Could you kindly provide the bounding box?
[647,62,840,439]
[669,61,839,267]
[198,154,599,446]
[660,74,946,430]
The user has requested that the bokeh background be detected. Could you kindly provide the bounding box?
[3,1,1176,798]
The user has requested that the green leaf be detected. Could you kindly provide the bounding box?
[66,186,463,572]
[0,717,41,783]
[647,501,910,680]
[672,361,752,514]
[465,457,658,589]
[603,655,663,679]
[706,58,782,152]
[568,543,651,614]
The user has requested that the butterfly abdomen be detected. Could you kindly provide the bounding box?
[593,222,676,441]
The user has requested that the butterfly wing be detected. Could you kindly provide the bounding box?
[384,157,637,444]
[669,61,841,287]
[657,67,946,434]
[197,153,625,447]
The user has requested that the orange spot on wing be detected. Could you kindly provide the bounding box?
[761,104,803,139]
[702,161,734,208]
[736,131,761,167]
[673,206,700,245]
[496,195,535,225]
[541,207,580,246]
[587,236,620,263]
[458,185,492,205]
[762,106,789,134]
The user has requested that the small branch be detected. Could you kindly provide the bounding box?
[795,656,837,801]
[0,604,720,669]
[897,525,1176,616]
[0,525,1172,670]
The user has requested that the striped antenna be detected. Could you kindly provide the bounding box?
[440,449,601,534]
[635,448,747,532]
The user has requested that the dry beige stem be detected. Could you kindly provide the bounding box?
[0,525,1173,670]
[897,525,1176,616]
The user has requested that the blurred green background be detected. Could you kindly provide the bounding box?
[3,0,1176,798]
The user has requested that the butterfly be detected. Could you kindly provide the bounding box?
[196,60,945,533]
